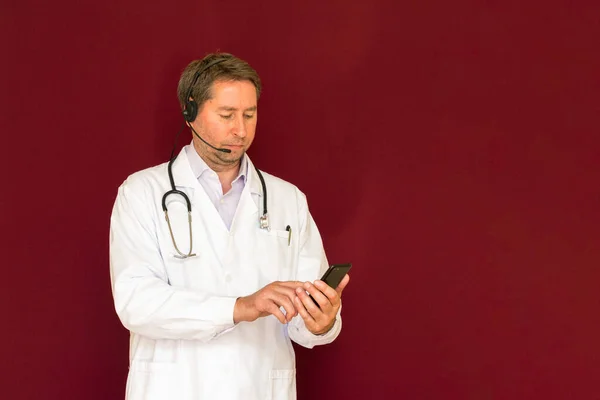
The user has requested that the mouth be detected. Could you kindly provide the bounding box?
[222,144,244,150]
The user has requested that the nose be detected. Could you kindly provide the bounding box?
[231,115,247,138]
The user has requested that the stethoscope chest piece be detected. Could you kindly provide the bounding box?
[259,213,270,231]
[254,167,270,231]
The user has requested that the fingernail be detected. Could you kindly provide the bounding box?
[296,288,302,294]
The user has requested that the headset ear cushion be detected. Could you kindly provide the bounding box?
[183,99,197,122]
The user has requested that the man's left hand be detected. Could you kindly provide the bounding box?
[294,274,350,335]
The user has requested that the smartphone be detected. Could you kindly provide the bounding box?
[309,263,352,306]
[320,263,352,289]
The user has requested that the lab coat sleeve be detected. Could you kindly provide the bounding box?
[109,179,237,342]
[287,191,342,349]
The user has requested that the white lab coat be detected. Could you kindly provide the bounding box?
[109,148,342,400]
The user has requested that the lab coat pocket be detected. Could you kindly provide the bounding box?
[126,361,179,400]
[256,229,294,282]
[269,229,290,240]
[268,369,296,400]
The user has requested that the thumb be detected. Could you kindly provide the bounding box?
[335,274,350,296]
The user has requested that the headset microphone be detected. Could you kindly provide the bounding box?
[188,124,231,153]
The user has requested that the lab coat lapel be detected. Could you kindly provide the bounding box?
[246,156,264,205]
[171,147,229,266]
[169,147,199,190]
[171,148,226,232]
[230,156,263,232]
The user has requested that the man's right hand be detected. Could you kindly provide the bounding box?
[234,281,304,324]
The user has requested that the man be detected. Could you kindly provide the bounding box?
[109,52,349,400]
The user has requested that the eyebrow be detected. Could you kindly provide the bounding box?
[217,106,257,112]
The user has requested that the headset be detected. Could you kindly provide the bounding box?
[182,58,230,123]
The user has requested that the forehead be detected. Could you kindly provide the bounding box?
[208,79,257,108]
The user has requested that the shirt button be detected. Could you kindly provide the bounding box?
[225,274,232,283]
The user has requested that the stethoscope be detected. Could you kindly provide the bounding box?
[161,57,270,259]
[161,151,269,259]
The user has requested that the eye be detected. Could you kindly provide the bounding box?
[220,114,233,120]
[243,114,255,120]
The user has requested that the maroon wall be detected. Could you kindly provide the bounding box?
[2,1,599,398]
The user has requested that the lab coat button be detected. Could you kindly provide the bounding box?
[225,274,232,283]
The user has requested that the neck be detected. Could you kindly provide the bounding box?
[213,162,240,194]
[193,141,242,194]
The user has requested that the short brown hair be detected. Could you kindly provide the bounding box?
[177,52,262,111]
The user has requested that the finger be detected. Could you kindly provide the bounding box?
[266,302,287,324]
[294,295,315,326]
[268,292,297,321]
[277,281,306,290]
[282,297,298,322]
[313,280,340,306]
[272,282,305,303]
[273,285,302,304]
[272,291,301,320]
[296,286,326,319]
[303,282,332,311]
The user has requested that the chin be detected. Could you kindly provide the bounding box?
[216,151,243,164]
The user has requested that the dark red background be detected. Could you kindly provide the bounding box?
[2,1,599,399]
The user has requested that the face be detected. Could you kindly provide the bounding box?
[190,79,258,170]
